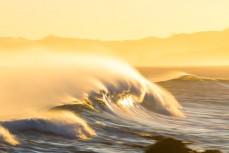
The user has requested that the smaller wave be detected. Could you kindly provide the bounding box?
[156,72,229,82]
[2,110,96,140]
[151,72,193,82]
[0,125,20,146]
[173,75,218,81]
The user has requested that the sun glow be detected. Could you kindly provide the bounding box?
[117,95,135,107]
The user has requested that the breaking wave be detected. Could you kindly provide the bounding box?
[0,52,185,145]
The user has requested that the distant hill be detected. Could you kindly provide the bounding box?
[1,29,229,66]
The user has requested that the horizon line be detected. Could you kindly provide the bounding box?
[0,28,229,42]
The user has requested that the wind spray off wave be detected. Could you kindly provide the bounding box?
[0,52,185,119]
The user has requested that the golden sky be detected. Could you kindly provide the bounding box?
[0,0,229,40]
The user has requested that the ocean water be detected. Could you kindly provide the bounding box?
[0,64,228,153]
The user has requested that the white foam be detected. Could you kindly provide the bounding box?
[0,125,20,146]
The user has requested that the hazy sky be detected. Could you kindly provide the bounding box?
[0,0,229,40]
